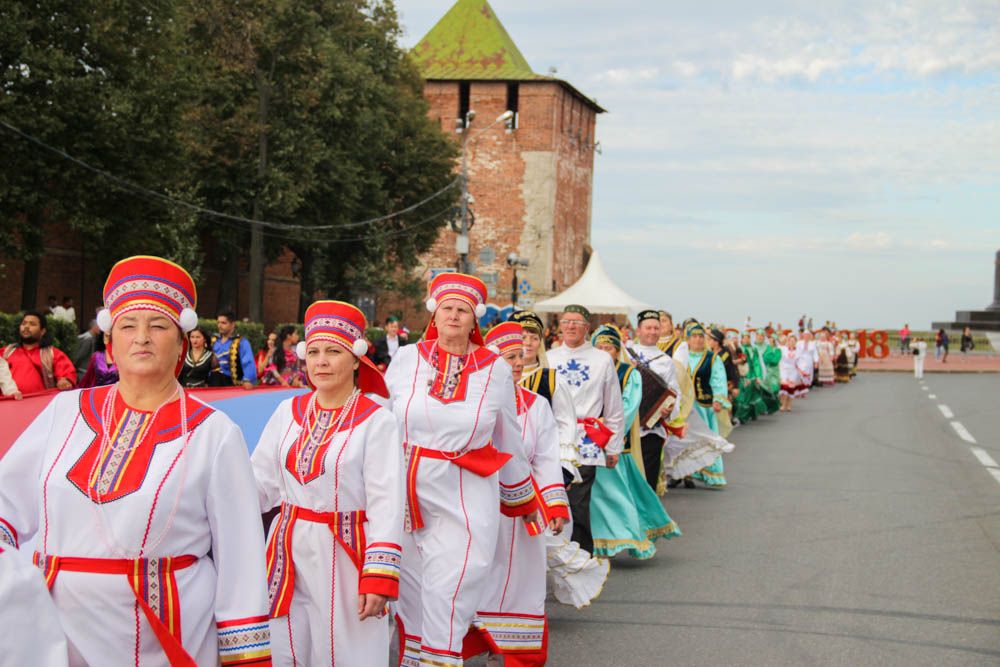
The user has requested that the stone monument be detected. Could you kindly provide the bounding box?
[933,249,1000,331]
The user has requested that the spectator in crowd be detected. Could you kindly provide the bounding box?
[261,324,306,387]
[72,319,102,381]
[899,323,911,355]
[911,337,927,378]
[373,315,408,370]
[78,333,118,388]
[51,296,76,325]
[0,356,21,399]
[180,325,221,388]
[935,329,950,363]
[211,310,257,387]
[1,311,76,394]
[46,295,58,317]
[255,331,277,377]
[960,327,974,354]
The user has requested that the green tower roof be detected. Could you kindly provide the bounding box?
[412,0,543,80]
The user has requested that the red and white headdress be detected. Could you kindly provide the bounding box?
[485,321,523,356]
[424,272,489,346]
[97,255,198,334]
[296,300,387,397]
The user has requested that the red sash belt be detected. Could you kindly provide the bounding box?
[33,551,198,667]
[265,503,367,618]
[405,443,512,531]
[578,418,614,449]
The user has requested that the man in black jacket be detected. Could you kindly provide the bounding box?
[372,316,408,370]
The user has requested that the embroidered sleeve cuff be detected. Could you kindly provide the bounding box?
[217,615,271,665]
[359,542,401,599]
[0,518,18,549]
[500,476,539,517]
[540,484,569,519]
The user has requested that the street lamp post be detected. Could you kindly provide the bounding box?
[457,110,515,274]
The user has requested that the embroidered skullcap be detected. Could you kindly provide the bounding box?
[685,321,706,338]
[637,309,659,324]
[98,255,198,334]
[296,300,387,397]
[562,304,591,319]
[592,324,622,349]
[485,321,523,356]
[508,310,544,335]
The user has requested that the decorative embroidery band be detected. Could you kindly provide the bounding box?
[89,409,153,497]
[430,281,483,307]
[499,476,535,508]
[217,616,271,665]
[32,552,60,589]
[265,504,297,618]
[540,484,570,510]
[0,517,17,549]
[400,634,422,667]
[429,349,469,403]
[106,278,192,316]
[361,542,402,582]
[130,557,184,642]
[419,646,464,666]
[473,613,546,652]
[286,408,334,483]
[305,315,363,342]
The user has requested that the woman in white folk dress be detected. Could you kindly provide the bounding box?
[252,300,404,666]
[384,273,540,667]
[0,255,271,666]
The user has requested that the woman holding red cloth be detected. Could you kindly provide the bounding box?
[0,255,271,666]
[251,300,404,665]
[384,273,539,667]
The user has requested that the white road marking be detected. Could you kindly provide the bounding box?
[950,421,977,444]
[938,405,954,419]
[928,394,937,399]
[970,447,1000,468]
[921,386,928,391]
[990,469,1000,485]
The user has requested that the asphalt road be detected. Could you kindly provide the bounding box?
[546,373,1000,666]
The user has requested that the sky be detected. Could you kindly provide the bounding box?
[394,1,1000,329]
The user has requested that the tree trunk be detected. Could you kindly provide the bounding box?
[297,248,314,321]
[248,63,271,324]
[20,255,40,312]
[217,247,240,315]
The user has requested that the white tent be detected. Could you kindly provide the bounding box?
[533,250,649,315]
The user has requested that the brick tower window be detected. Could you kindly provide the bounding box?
[458,81,471,130]
[506,83,520,129]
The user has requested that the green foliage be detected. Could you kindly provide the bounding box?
[196,318,266,354]
[0,312,77,355]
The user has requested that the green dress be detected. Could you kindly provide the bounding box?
[590,362,681,558]
[743,343,780,415]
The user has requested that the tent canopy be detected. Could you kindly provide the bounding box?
[533,250,648,315]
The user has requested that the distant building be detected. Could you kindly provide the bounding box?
[404,0,604,318]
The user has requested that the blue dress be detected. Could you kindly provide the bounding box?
[688,351,728,487]
[590,362,681,558]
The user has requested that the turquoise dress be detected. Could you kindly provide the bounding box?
[590,362,681,558]
[688,350,728,486]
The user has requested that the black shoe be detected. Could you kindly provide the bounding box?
[667,478,681,489]
[684,478,696,489]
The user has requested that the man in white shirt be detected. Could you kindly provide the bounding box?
[373,315,407,369]
[626,309,681,490]
[911,337,928,378]
[50,296,76,325]
[546,304,625,553]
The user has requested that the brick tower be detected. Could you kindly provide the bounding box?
[408,0,604,317]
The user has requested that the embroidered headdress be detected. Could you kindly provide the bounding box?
[485,322,523,356]
[637,309,659,324]
[296,300,388,397]
[97,255,198,334]
[424,272,489,346]
[685,321,706,338]
[592,324,623,349]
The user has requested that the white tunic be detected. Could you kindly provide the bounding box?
[0,386,271,667]
[470,387,568,657]
[626,342,681,439]
[0,546,69,666]
[251,392,405,666]
[546,341,626,463]
[520,365,579,475]
[384,341,536,667]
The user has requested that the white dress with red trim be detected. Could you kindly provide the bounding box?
[464,386,568,665]
[251,391,404,666]
[0,545,69,666]
[0,386,271,667]
[383,341,538,667]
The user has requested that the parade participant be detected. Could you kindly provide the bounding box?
[509,310,579,478]
[384,273,539,667]
[677,322,729,487]
[251,300,403,666]
[625,310,682,490]
[834,335,852,383]
[779,333,809,411]
[591,325,680,559]
[848,331,861,377]
[763,332,783,394]
[796,331,817,391]
[745,329,781,414]
[465,322,570,666]
[2,311,77,394]
[546,305,625,553]
[656,310,682,356]
[911,337,928,379]
[507,310,608,610]
[0,255,271,665]
[708,329,740,435]
[212,310,258,387]
[0,542,69,665]
[178,326,220,388]
[78,332,119,388]
[816,331,836,386]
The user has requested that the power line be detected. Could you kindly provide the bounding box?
[0,119,460,231]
